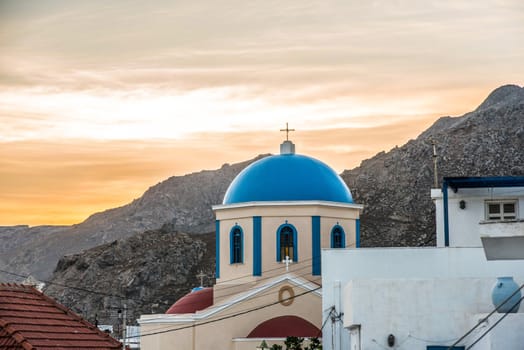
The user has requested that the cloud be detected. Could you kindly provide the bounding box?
[0,116,439,225]
[0,0,523,224]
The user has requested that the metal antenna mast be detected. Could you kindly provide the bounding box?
[431,137,439,188]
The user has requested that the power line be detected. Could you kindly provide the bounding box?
[0,253,316,308]
[466,295,524,350]
[317,306,335,338]
[0,256,322,327]
[128,285,322,339]
[0,240,352,311]
[0,268,125,299]
[447,283,524,349]
[136,275,323,336]
[0,239,355,328]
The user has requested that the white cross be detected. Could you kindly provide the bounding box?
[196,271,206,287]
[282,255,292,272]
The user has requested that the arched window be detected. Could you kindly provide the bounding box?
[276,224,297,262]
[331,225,346,248]
[230,226,243,264]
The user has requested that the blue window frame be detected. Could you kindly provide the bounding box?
[276,223,297,262]
[331,225,346,248]
[230,226,243,264]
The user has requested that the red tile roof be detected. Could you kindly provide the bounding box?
[0,284,121,349]
[165,287,213,315]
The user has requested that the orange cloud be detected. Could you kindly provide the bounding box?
[0,115,440,225]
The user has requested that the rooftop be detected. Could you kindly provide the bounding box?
[0,283,121,350]
[223,141,353,205]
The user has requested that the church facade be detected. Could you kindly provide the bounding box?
[139,139,362,349]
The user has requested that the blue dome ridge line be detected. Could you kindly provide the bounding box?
[222,153,353,204]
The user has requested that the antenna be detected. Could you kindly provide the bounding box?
[430,137,439,188]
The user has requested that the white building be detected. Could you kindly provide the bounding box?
[322,176,524,350]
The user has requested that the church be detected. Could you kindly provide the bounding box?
[139,136,362,349]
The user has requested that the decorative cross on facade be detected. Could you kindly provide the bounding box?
[282,255,292,272]
[196,270,206,286]
[280,122,295,141]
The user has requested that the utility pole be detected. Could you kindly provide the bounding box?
[431,137,439,188]
[122,303,127,349]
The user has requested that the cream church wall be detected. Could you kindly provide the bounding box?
[140,282,321,350]
[140,326,193,350]
[218,217,254,284]
[214,202,361,221]
[215,203,361,289]
[320,217,356,248]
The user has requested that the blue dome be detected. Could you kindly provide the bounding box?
[223,153,353,204]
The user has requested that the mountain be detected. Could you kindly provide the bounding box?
[342,84,524,246]
[0,156,267,282]
[44,224,215,326]
[1,84,523,287]
[5,84,522,327]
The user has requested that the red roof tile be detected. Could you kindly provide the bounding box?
[0,284,121,349]
[165,287,213,314]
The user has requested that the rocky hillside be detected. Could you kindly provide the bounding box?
[14,84,523,327]
[1,84,523,286]
[342,84,524,246]
[0,156,266,282]
[44,224,215,326]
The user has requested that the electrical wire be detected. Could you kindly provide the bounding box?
[317,306,335,338]
[127,286,322,339]
[0,240,356,312]
[0,249,329,321]
[0,268,125,299]
[465,295,524,350]
[447,283,524,350]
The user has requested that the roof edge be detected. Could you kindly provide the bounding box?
[139,274,322,325]
[213,200,363,211]
[443,176,524,191]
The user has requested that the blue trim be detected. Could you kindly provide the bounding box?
[356,219,361,248]
[253,216,262,276]
[441,176,524,247]
[444,176,524,192]
[330,224,346,248]
[312,216,321,275]
[229,225,244,264]
[276,222,298,262]
[443,181,449,247]
[215,220,220,279]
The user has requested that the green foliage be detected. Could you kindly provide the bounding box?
[268,336,321,350]
[306,337,322,350]
[284,336,304,350]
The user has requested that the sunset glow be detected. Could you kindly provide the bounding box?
[1,0,523,225]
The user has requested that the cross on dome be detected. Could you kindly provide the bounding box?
[280,122,295,141]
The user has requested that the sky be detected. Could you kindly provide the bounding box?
[1,0,523,226]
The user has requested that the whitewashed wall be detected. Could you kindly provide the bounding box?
[432,186,524,247]
[321,247,524,350]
